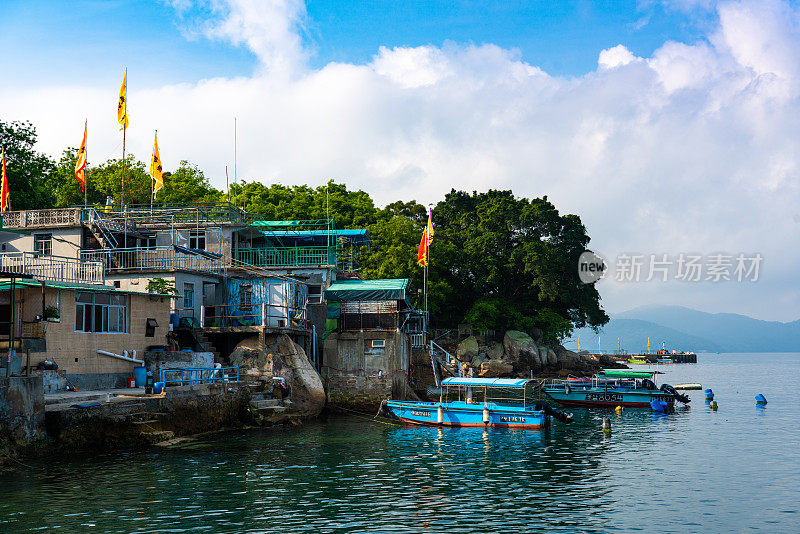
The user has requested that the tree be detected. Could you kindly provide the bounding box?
[156,161,221,204]
[0,120,56,209]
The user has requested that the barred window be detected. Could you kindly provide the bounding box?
[74,292,127,333]
[239,285,253,311]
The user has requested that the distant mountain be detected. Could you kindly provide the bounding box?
[568,305,800,353]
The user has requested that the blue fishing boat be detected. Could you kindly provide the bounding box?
[543,369,690,409]
[385,377,572,430]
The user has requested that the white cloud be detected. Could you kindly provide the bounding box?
[3,0,800,320]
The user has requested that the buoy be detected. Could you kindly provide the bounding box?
[602,417,611,434]
[704,388,714,401]
[615,405,623,414]
[709,400,718,411]
[650,399,668,413]
[756,394,767,405]
[543,446,554,453]
[437,406,444,424]
[482,407,490,425]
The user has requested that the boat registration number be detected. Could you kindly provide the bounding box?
[584,393,623,402]
[651,396,674,402]
[408,410,431,417]
[499,416,525,423]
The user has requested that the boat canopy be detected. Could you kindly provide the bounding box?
[441,377,532,388]
[600,369,661,378]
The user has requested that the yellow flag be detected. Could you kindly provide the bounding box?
[150,132,163,195]
[74,121,87,192]
[577,334,581,350]
[117,69,129,130]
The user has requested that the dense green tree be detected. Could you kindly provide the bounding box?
[156,161,222,204]
[0,120,57,209]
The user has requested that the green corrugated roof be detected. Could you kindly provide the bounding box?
[325,278,408,301]
[601,369,660,378]
[251,220,305,227]
[0,279,177,297]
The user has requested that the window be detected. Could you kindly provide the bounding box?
[184,283,194,309]
[308,284,322,304]
[74,292,127,333]
[141,234,157,249]
[34,233,52,256]
[239,285,253,311]
[189,231,206,250]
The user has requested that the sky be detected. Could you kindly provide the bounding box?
[1,0,799,321]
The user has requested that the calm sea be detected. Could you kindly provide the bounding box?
[1,353,799,533]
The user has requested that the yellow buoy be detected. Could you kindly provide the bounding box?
[615,405,623,414]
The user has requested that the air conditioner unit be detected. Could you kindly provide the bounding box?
[371,340,386,348]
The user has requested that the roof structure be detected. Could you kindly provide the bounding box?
[601,369,661,378]
[441,377,533,388]
[0,279,177,297]
[325,278,408,301]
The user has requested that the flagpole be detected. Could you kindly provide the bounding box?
[121,125,126,208]
[84,120,88,207]
[150,130,155,214]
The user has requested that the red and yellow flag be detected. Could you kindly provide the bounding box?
[117,69,129,130]
[1,148,9,212]
[417,209,434,267]
[74,121,87,192]
[150,131,163,195]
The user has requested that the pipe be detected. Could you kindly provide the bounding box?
[97,349,143,365]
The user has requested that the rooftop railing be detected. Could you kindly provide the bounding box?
[80,246,225,274]
[236,246,337,267]
[0,252,105,285]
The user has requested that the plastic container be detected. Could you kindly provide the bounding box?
[756,393,767,405]
[704,388,714,400]
[133,366,147,387]
[153,381,164,394]
[126,376,136,388]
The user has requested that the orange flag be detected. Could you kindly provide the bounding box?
[75,121,87,192]
[1,148,9,212]
[417,209,434,267]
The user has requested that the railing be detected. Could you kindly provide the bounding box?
[429,340,464,386]
[0,252,105,284]
[159,366,240,386]
[237,246,337,267]
[80,246,225,274]
[1,208,81,229]
[200,302,307,330]
[79,202,256,226]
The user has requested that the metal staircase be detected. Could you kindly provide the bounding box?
[429,340,463,386]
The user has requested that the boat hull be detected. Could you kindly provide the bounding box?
[386,401,549,430]
[545,388,675,409]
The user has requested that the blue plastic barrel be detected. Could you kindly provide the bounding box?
[704,388,714,400]
[133,366,147,387]
[756,394,767,405]
[650,399,668,413]
[153,382,164,394]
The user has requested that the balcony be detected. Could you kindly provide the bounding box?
[80,246,225,274]
[0,252,104,285]
[237,246,337,267]
[1,208,82,229]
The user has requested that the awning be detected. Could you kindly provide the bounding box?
[0,279,177,297]
[601,369,661,378]
[173,245,223,260]
[441,377,533,388]
[324,278,408,301]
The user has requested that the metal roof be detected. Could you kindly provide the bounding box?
[441,377,532,388]
[601,369,660,378]
[0,279,178,297]
[325,278,408,301]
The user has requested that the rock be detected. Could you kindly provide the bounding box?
[456,336,480,364]
[538,347,549,367]
[478,359,515,378]
[529,327,544,343]
[471,353,488,367]
[486,342,505,360]
[503,330,542,368]
[229,334,325,417]
[546,348,558,366]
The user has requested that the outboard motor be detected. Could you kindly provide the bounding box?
[534,401,573,424]
[661,383,690,404]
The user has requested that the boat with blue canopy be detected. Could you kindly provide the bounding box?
[385,377,572,430]
[543,369,690,409]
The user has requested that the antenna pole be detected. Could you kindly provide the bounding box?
[234,117,237,207]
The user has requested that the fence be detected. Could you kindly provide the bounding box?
[237,246,337,267]
[80,246,225,274]
[159,366,239,386]
[200,302,307,329]
[0,252,104,284]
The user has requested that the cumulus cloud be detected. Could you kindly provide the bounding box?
[2,0,800,319]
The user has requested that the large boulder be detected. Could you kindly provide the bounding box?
[229,334,325,417]
[456,336,480,364]
[478,359,515,377]
[486,342,505,360]
[546,348,558,366]
[503,330,542,368]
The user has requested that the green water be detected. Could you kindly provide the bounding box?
[2,353,799,533]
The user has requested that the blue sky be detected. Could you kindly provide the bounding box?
[3,0,800,321]
[3,0,716,86]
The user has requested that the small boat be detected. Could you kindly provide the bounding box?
[543,369,690,409]
[385,377,572,430]
[628,358,647,364]
[674,383,702,390]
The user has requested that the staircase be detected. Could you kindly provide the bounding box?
[193,329,221,361]
[429,341,463,386]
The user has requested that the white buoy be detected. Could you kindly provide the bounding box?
[437,406,444,424]
[483,407,490,425]
[602,417,612,434]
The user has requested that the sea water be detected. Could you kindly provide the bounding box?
[1,353,798,533]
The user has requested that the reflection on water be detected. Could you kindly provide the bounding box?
[1,354,800,533]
